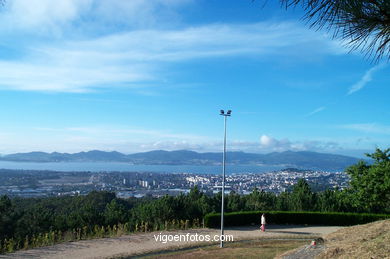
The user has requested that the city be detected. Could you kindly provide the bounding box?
[0,168,350,198]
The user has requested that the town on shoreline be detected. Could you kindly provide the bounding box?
[0,168,349,198]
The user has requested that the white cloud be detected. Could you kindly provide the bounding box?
[0,22,345,92]
[340,123,390,135]
[260,135,274,147]
[260,135,291,150]
[33,126,208,141]
[259,134,340,153]
[0,60,151,92]
[347,63,387,95]
[0,0,191,35]
[0,125,212,154]
[306,106,326,117]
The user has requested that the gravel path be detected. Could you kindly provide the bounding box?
[0,225,342,259]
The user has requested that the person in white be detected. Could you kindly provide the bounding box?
[261,213,266,232]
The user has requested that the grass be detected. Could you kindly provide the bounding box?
[318,219,390,259]
[135,239,308,259]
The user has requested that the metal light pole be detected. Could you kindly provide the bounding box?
[219,109,231,248]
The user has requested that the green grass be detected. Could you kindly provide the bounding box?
[135,239,308,259]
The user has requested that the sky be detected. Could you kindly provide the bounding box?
[0,0,388,157]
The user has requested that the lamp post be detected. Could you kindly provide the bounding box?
[219,109,231,248]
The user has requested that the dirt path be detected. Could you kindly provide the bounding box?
[0,225,342,259]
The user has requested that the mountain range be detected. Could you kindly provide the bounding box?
[0,150,362,171]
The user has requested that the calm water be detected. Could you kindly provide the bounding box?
[0,161,284,174]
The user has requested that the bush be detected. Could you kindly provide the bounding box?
[204,211,390,228]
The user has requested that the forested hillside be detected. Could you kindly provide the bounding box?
[0,148,388,253]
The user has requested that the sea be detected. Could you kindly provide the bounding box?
[0,161,285,174]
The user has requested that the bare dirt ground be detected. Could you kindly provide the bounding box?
[0,225,341,259]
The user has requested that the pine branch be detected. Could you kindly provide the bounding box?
[281,0,390,62]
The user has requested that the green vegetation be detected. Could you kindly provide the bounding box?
[0,191,204,253]
[0,148,389,254]
[346,148,390,213]
[204,211,390,228]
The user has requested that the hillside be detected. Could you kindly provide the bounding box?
[318,219,390,259]
[0,150,361,170]
[279,219,390,259]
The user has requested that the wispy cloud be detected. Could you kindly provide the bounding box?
[0,23,346,93]
[347,63,387,95]
[0,60,151,93]
[339,123,390,135]
[0,0,347,94]
[33,126,209,141]
[0,0,192,35]
[306,106,326,117]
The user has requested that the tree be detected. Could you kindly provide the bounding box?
[275,191,290,211]
[227,191,246,212]
[104,199,128,226]
[280,0,390,61]
[346,148,390,213]
[185,187,213,217]
[290,179,315,211]
[0,195,15,240]
[245,188,264,211]
[245,188,276,211]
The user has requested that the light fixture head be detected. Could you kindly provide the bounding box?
[227,110,232,115]
[220,110,225,115]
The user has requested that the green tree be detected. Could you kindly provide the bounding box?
[290,179,315,211]
[275,191,290,211]
[227,191,245,212]
[185,187,212,218]
[104,199,128,226]
[245,188,262,211]
[0,195,15,240]
[245,188,276,211]
[346,148,390,213]
[315,189,340,212]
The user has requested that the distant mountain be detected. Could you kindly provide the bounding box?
[0,149,361,171]
[2,150,128,162]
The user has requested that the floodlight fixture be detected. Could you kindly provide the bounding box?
[220,109,232,117]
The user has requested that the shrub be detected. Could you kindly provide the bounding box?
[204,211,390,228]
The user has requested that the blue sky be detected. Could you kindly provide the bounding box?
[0,0,388,157]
